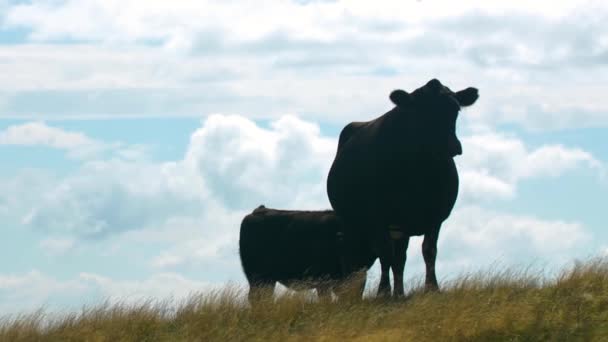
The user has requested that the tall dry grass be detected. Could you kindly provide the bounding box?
[3,258,608,341]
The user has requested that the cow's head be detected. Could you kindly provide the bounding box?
[390,78,479,158]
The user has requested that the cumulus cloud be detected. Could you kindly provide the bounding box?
[149,234,240,272]
[360,204,596,291]
[0,121,148,161]
[0,169,56,222]
[415,205,594,281]
[147,215,244,271]
[21,114,335,239]
[443,206,590,255]
[22,159,205,238]
[457,131,605,202]
[386,205,594,286]
[4,0,604,74]
[186,114,335,210]
[0,121,107,158]
[3,0,590,44]
[522,145,602,178]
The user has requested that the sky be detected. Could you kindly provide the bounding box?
[0,0,607,315]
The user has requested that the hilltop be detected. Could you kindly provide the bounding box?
[3,258,608,341]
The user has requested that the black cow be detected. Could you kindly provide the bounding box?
[327,79,479,296]
[239,205,376,302]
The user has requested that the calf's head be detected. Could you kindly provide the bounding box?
[390,78,479,158]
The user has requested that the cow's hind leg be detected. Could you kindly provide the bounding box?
[422,225,441,292]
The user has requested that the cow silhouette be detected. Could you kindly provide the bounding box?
[327,79,479,296]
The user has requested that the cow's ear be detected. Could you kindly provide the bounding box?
[455,87,479,106]
[389,89,412,107]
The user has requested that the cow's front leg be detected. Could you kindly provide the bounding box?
[374,228,394,297]
[389,227,409,297]
[422,225,441,292]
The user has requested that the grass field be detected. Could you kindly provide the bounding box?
[2,258,608,341]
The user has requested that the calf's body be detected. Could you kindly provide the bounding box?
[239,205,375,301]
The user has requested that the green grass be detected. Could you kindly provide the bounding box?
[3,258,608,341]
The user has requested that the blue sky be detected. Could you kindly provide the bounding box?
[0,0,607,314]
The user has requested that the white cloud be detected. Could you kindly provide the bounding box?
[0,121,107,158]
[443,206,590,255]
[522,145,602,178]
[0,169,58,227]
[21,114,334,239]
[0,121,92,148]
[468,85,608,131]
[0,1,606,131]
[147,220,242,270]
[424,205,594,280]
[149,231,240,271]
[457,130,605,202]
[3,0,589,44]
[459,170,515,201]
[0,44,178,91]
[0,121,148,161]
[186,114,335,210]
[21,159,206,238]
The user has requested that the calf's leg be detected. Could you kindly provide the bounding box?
[316,284,333,302]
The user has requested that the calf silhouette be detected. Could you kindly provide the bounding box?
[239,205,376,302]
